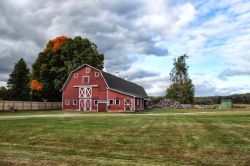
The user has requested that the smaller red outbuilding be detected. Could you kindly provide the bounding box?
[61,64,148,112]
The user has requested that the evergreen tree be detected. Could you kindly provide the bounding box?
[7,58,30,101]
[166,54,195,103]
[0,86,8,100]
[31,36,104,101]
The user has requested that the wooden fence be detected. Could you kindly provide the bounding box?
[0,101,61,111]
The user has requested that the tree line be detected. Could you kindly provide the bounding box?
[194,94,250,104]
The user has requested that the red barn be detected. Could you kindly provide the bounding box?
[61,64,148,112]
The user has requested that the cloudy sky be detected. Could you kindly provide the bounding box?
[0,0,250,96]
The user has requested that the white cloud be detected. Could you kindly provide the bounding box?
[133,74,169,96]
[134,1,196,36]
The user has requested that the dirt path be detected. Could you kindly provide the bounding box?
[0,111,250,119]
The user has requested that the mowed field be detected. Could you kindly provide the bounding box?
[0,110,250,165]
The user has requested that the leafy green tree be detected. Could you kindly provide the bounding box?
[166,54,195,104]
[7,58,30,101]
[62,36,104,73]
[0,86,8,100]
[31,36,104,101]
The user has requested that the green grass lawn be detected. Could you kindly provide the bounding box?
[0,111,250,165]
[0,110,62,116]
[142,108,250,113]
[1,108,249,116]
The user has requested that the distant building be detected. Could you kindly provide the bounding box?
[221,99,232,109]
[61,64,148,112]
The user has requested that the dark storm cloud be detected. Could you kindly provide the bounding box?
[0,0,49,81]
[194,81,218,96]
[104,0,143,16]
[0,73,8,82]
[127,69,159,80]
[0,55,17,73]
[0,1,47,45]
[219,68,250,80]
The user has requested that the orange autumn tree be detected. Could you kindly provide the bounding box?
[30,80,44,92]
[45,35,68,52]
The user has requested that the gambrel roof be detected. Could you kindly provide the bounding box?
[61,64,148,98]
[101,71,148,98]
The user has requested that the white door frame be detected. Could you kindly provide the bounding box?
[97,101,107,112]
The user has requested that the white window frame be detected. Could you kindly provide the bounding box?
[94,100,98,106]
[65,99,70,105]
[74,73,78,78]
[137,99,140,106]
[115,99,120,105]
[95,72,99,77]
[73,99,77,106]
[82,76,90,84]
[109,99,114,105]
[86,67,90,73]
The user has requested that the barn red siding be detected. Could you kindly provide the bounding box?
[107,89,134,111]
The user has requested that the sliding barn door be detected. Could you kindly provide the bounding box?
[79,87,92,111]
[124,98,133,111]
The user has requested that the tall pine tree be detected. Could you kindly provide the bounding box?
[7,58,30,101]
[0,86,7,100]
[166,54,195,104]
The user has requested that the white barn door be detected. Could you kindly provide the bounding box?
[79,87,92,111]
[124,99,133,111]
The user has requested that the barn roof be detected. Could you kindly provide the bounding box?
[101,71,148,98]
[61,64,148,98]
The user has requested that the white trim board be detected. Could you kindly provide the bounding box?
[73,85,98,88]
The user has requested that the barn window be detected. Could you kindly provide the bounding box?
[73,99,77,106]
[95,72,99,77]
[65,99,70,105]
[86,67,90,73]
[94,100,98,106]
[74,73,78,78]
[115,99,120,105]
[82,76,89,84]
[109,99,114,105]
